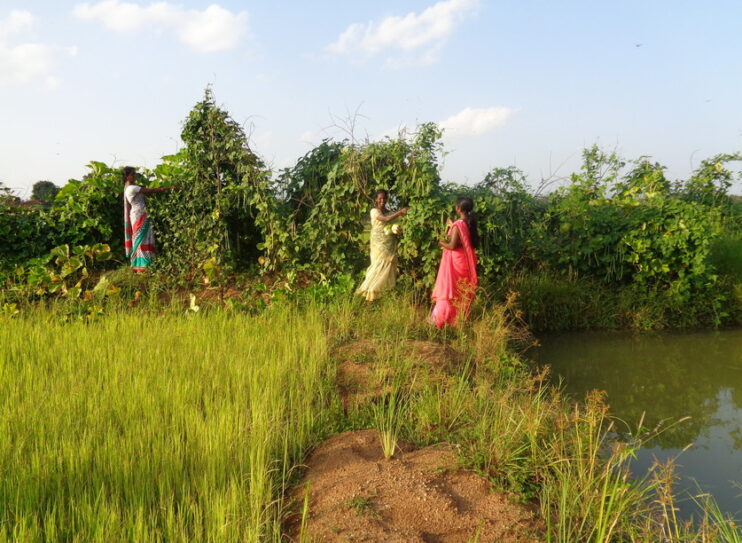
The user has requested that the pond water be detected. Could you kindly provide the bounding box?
[532,329,742,521]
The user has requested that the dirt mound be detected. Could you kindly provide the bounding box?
[403,339,463,372]
[335,340,386,409]
[285,430,541,542]
[334,340,465,409]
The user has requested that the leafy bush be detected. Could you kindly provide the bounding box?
[150,88,272,272]
[3,90,740,328]
[263,123,448,289]
[52,161,124,250]
[0,205,55,268]
[1,162,122,270]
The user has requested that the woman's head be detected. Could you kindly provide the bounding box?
[455,196,479,249]
[455,196,474,215]
[374,189,389,208]
[122,166,136,183]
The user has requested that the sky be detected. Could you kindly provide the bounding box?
[1,0,741,198]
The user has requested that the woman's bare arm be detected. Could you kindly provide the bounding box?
[138,186,177,196]
[375,207,408,223]
[438,224,461,250]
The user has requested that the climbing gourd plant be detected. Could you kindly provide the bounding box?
[261,122,451,289]
[469,166,544,283]
[150,88,274,273]
[2,85,736,325]
[0,161,123,269]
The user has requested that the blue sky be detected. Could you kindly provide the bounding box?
[1,0,741,197]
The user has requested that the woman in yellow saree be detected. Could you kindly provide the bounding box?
[356,189,408,301]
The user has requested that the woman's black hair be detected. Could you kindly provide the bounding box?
[373,189,389,199]
[456,196,479,249]
[122,166,136,182]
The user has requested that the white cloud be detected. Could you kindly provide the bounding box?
[328,0,479,66]
[45,75,62,90]
[0,10,36,40]
[73,1,249,53]
[0,42,53,85]
[440,107,516,137]
[0,10,35,39]
[0,10,72,88]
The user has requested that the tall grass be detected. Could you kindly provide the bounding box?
[0,306,332,542]
[337,293,740,542]
[1,291,739,542]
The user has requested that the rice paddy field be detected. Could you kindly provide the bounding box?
[0,306,333,542]
[0,296,739,542]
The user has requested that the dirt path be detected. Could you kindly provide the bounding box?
[285,430,542,542]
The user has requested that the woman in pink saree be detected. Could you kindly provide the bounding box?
[430,197,479,328]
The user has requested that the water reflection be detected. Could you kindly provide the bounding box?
[532,329,742,519]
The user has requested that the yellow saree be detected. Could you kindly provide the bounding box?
[356,208,399,301]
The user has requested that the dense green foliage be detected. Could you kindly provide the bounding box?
[149,89,273,273]
[2,90,740,328]
[0,162,122,269]
[264,123,448,283]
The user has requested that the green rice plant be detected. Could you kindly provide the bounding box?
[371,382,409,460]
[411,373,473,441]
[456,372,558,499]
[0,305,332,542]
[297,485,313,543]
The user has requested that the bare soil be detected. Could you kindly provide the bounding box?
[284,430,542,543]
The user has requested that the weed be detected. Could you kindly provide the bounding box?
[345,494,380,519]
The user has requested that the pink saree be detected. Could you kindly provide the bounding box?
[430,220,478,328]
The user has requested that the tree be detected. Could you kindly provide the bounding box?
[31,180,60,202]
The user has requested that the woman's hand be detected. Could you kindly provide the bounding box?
[446,218,453,228]
[439,224,461,250]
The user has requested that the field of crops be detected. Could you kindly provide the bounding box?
[0,306,332,542]
[1,296,738,542]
